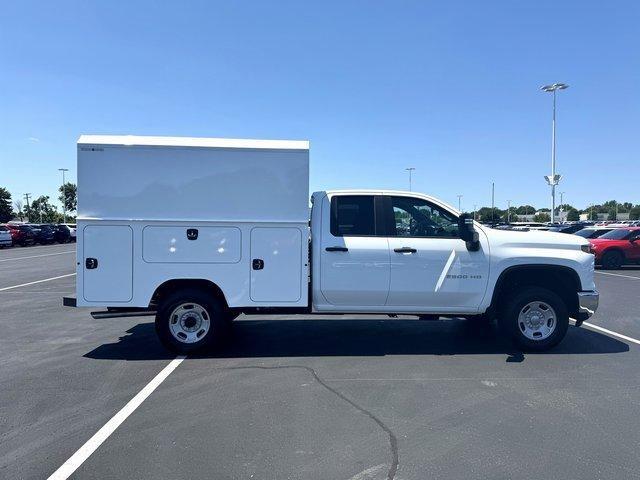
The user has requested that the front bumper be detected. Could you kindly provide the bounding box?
[574,290,599,325]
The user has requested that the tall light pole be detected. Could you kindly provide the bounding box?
[473,204,477,221]
[507,199,511,223]
[58,168,69,223]
[405,167,415,191]
[457,194,463,212]
[541,83,569,223]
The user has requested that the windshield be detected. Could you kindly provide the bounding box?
[575,228,611,238]
[598,229,635,240]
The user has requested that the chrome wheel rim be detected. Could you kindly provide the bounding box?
[518,301,556,341]
[169,303,210,344]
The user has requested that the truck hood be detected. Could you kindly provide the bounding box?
[480,226,588,251]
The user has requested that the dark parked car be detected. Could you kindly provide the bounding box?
[574,227,614,239]
[53,224,72,243]
[547,223,591,234]
[7,224,36,246]
[29,224,56,245]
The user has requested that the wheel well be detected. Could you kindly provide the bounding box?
[150,279,229,310]
[601,247,625,259]
[490,265,580,315]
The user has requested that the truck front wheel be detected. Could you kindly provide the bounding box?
[499,287,569,351]
[155,289,230,354]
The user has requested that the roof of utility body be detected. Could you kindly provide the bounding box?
[77,135,309,150]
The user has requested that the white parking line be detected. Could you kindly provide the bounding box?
[582,322,640,346]
[0,251,74,262]
[0,273,76,292]
[595,271,640,280]
[48,356,186,480]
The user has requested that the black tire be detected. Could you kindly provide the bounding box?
[498,287,569,351]
[601,250,624,269]
[155,288,231,354]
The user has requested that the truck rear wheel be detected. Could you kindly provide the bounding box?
[155,289,230,354]
[498,287,569,351]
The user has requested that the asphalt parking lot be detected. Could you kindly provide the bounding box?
[1,243,639,480]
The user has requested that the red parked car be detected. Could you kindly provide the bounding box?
[589,227,640,269]
[6,224,36,246]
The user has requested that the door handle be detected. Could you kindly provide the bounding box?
[394,247,417,253]
[325,246,348,252]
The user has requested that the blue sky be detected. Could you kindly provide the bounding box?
[1,1,638,213]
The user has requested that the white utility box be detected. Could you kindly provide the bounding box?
[75,135,310,308]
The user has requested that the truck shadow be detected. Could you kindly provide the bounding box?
[84,317,629,361]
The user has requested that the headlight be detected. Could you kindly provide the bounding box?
[581,244,593,254]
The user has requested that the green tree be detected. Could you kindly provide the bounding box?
[29,195,61,223]
[608,208,617,221]
[566,209,580,221]
[629,206,640,220]
[588,209,599,221]
[515,205,536,215]
[502,207,519,223]
[477,207,504,223]
[58,182,77,213]
[0,188,12,222]
[533,212,551,223]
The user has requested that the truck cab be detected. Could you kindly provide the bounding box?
[311,190,490,314]
[310,191,597,329]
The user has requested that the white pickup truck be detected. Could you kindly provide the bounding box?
[64,135,598,353]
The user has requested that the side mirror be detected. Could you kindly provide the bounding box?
[458,213,480,251]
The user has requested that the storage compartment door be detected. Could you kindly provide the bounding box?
[250,227,302,302]
[143,226,241,264]
[83,225,133,302]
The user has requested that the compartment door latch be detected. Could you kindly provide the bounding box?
[85,258,98,269]
[252,259,264,270]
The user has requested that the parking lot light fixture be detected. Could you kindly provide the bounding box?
[541,83,569,223]
[405,167,415,191]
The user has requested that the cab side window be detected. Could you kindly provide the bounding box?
[390,196,458,238]
[330,195,376,236]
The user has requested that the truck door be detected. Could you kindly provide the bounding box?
[319,194,390,306]
[382,195,489,311]
[82,225,133,303]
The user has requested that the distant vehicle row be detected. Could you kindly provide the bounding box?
[0,223,76,248]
